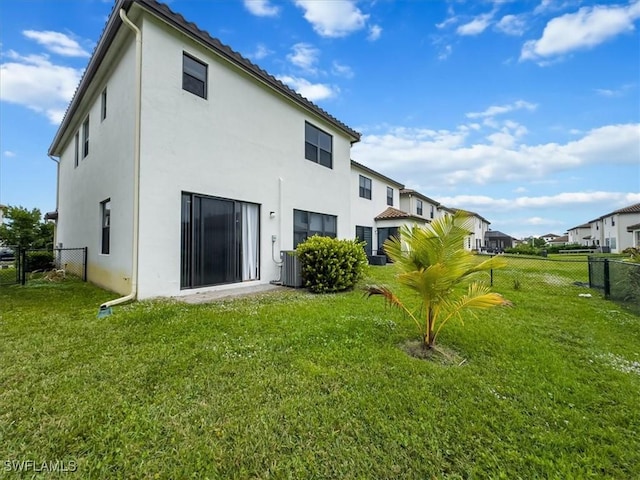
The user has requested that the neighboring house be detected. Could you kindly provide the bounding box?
[599,203,640,253]
[627,223,640,249]
[484,230,516,252]
[0,204,5,225]
[578,203,640,253]
[399,189,439,223]
[451,209,490,251]
[351,160,404,257]
[48,0,359,299]
[547,235,568,247]
[373,206,429,260]
[567,223,591,246]
[540,233,560,244]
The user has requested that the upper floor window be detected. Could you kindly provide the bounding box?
[430,205,434,219]
[359,175,372,199]
[183,53,207,99]
[82,117,90,158]
[101,87,107,121]
[101,199,111,255]
[305,122,332,169]
[386,187,393,206]
[74,132,79,168]
[611,217,615,226]
[416,199,423,216]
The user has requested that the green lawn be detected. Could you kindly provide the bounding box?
[1,264,639,479]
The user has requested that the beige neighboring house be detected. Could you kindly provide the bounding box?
[547,235,568,246]
[627,223,640,249]
[567,223,591,246]
[581,203,640,253]
[540,233,560,244]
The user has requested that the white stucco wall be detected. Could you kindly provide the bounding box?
[399,193,437,223]
[603,212,640,253]
[55,30,136,294]
[350,164,402,254]
[135,15,354,298]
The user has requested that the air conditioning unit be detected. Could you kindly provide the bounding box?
[281,250,302,288]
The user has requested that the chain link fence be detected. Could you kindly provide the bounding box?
[485,254,590,291]
[588,257,640,314]
[0,247,87,285]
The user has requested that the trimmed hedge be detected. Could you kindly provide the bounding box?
[296,236,367,293]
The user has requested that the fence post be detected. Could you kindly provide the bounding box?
[603,259,610,299]
[83,247,88,281]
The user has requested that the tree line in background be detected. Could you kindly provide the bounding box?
[0,205,54,250]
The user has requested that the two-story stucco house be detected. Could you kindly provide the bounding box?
[48,0,359,301]
[598,203,640,253]
[567,223,592,246]
[350,160,406,258]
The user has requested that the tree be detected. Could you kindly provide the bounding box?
[366,211,510,350]
[0,205,53,249]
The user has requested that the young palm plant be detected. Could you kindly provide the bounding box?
[366,212,509,350]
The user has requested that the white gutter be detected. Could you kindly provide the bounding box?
[100,8,142,313]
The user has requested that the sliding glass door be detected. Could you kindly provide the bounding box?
[181,192,259,289]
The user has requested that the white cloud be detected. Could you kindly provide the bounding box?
[434,191,640,211]
[466,100,537,119]
[594,83,635,97]
[0,51,82,124]
[368,25,382,41]
[243,0,280,17]
[294,0,369,37]
[3,151,16,158]
[351,122,640,188]
[287,43,320,74]
[277,75,337,101]
[521,2,640,61]
[248,43,272,60]
[456,12,495,36]
[22,30,90,57]
[495,14,527,36]
[437,44,453,60]
[331,61,354,79]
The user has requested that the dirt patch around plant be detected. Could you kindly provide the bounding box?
[400,339,467,366]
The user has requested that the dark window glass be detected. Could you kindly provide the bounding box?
[82,117,89,158]
[356,226,372,256]
[293,209,337,248]
[101,199,111,254]
[183,53,207,99]
[386,187,393,206]
[359,175,372,199]
[74,133,79,168]
[304,122,332,168]
[417,199,423,216]
[101,88,107,120]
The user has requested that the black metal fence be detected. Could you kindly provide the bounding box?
[0,247,87,286]
[588,257,640,312]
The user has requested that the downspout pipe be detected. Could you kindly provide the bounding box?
[99,8,142,315]
[48,154,60,247]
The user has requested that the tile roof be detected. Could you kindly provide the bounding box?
[50,0,360,155]
[400,189,440,205]
[351,160,404,188]
[374,207,424,221]
[612,203,640,215]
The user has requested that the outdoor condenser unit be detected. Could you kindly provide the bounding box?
[280,250,302,288]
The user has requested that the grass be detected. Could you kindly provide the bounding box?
[1,264,639,479]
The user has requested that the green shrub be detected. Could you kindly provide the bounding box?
[296,236,367,293]
[25,250,54,271]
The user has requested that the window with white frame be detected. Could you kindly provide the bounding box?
[386,187,393,206]
[416,199,423,216]
[304,122,333,168]
[101,87,107,121]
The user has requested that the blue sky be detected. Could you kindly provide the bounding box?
[1,0,638,239]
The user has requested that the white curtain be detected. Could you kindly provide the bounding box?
[241,203,259,281]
